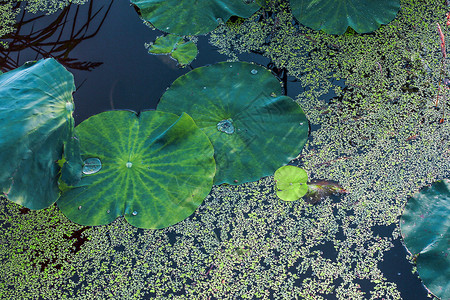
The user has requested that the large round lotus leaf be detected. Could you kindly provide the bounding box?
[57,110,215,229]
[400,179,450,299]
[130,0,261,36]
[290,0,400,35]
[0,58,76,209]
[157,61,309,185]
[274,165,308,201]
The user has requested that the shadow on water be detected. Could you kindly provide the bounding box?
[0,0,113,72]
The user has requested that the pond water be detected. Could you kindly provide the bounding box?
[1,0,448,299]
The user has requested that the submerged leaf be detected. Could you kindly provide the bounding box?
[157,61,309,185]
[290,0,400,34]
[147,34,198,66]
[0,58,77,209]
[304,179,347,204]
[274,165,308,201]
[57,110,215,229]
[131,0,261,35]
[400,179,450,299]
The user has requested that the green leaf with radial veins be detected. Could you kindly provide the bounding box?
[130,0,261,35]
[0,58,77,209]
[157,61,309,185]
[400,179,450,299]
[274,165,308,201]
[290,0,400,35]
[148,34,198,66]
[57,110,215,229]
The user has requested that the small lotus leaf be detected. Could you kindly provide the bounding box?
[57,110,215,229]
[0,58,76,209]
[157,61,309,185]
[290,0,400,35]
[148,34,198,66]
[274,165,308,201]
[130,0,261,35]
[400,179,450,299]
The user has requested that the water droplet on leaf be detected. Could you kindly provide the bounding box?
[251,69,258,75]
[126,162,133,168]
[217,119,235,134]
[82,158,102,174]
[65,102,74,112]
[132,211,138,216]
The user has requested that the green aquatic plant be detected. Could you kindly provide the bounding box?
[57,110,216,229]
[0,59,308,229]
[157,61,309,185]
[274,165,308,201]
[0,58,77,209]
[146,34,198,67]
[274,165,347,203]
[289,0,401,34]
[400,179,450,299]
[130,0,262,35]
[0,0,88,48]
[21,0,88,14]
[0,1,18,48]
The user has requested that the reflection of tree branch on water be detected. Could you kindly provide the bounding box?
[0,0,114,72]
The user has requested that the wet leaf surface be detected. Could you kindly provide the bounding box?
[401,179,450,299]
[57,110,215,229]
[157,61,309,185]
[290,0,400,34]
[0,58,77,209]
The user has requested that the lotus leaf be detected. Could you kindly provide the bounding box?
[130,0,261,35]
[400,179,450,299]
[0,58,77,209]
[290,0,400,35]
[157,61,309,185]
[57,110,215,229]
[274,165,308,201]
[60,136,83,186]
[147,34,198,66]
